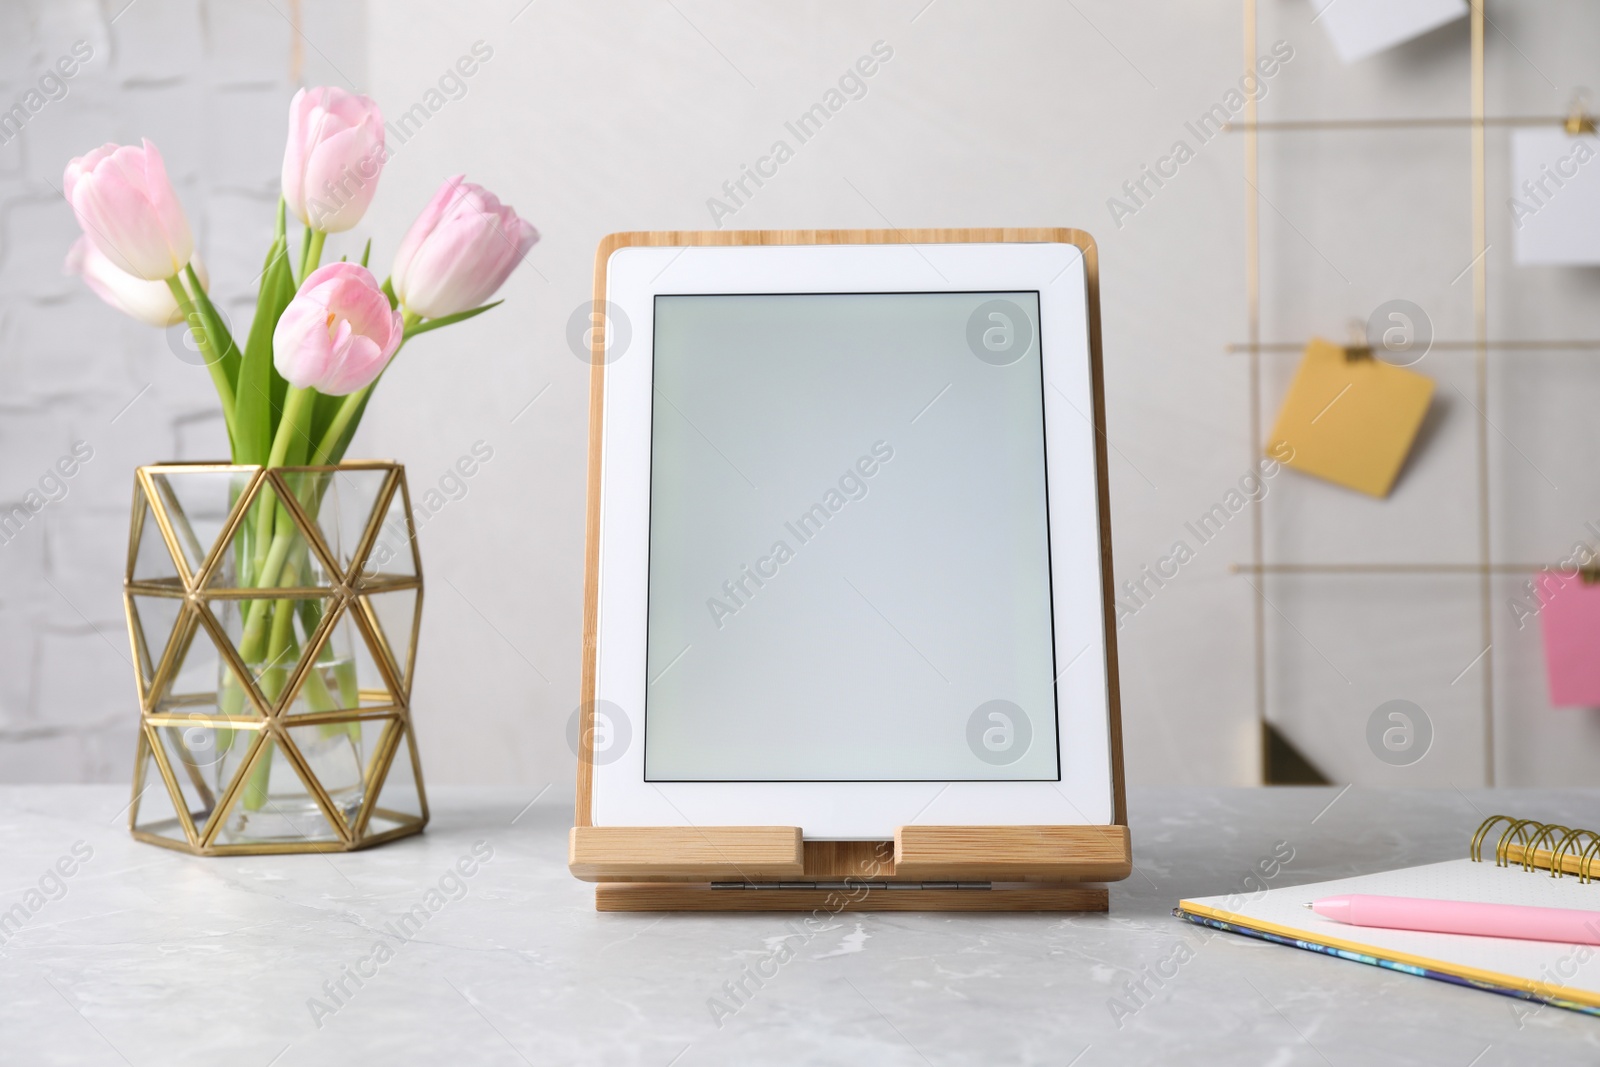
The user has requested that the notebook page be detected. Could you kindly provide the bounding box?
[1182,859,1600,998]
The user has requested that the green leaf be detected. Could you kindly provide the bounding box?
[324,387,374,464]
[381,276,398,310]
[235,236,297,464]
[183,264,241,398]
[360,238,371,269]
[403,300,503,337]
[308,391,345,462]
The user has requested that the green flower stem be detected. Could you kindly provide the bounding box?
[165,274,236,431]
[243,593,301,812]
[219,665,247,717]
[309,318,419,466]
[332,657,357,704]
[237,386,316,663]
[269,386,315,468]
[310,389,368,466]
[241,738,274,812]
[237,522,296,663]
[242,549,344,812]
[301,228,327,279]
[329,657,361,745]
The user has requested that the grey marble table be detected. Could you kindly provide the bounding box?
[3,785,1600,1066]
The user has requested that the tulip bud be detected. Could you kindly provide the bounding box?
[281,87,386,234]
[273,263,403,396]
[63,139,194,281]
[65,235,209,328]
[391,174,538,320]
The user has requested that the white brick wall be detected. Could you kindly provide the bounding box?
[0,0,366,782]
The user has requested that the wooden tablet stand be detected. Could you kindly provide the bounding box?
[571,228,1131,912]
[569,823,1131,912]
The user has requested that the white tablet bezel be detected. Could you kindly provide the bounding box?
[585,233,1119,840]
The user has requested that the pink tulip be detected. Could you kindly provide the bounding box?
[65,235,209,328]
[391,175,538,319]
[281,87,385,234]
[273,263,403,396]
[63,139,194,280]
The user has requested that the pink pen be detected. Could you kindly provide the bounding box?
[1309,894,1600,946]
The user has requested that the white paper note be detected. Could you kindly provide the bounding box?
[1308,0,1467,64]
[1511,128,1600,266]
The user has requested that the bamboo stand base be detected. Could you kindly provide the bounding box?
[571,825,1131,912]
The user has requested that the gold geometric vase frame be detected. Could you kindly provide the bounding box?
[123,461,428,855]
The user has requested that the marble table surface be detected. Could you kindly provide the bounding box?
[3,785,1600,1066]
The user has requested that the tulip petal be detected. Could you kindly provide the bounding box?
[65,234,189,327]
[273,262,401,395]
[391,174,463,297]
[281,87,385,231]
[64,139,194,280]
[138,139,194,271]
[391,175,537,320]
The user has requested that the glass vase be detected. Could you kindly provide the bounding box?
[122,462,428,854]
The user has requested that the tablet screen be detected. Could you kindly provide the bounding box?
[643,291,1060,782]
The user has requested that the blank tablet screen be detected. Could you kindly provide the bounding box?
[643,291,1060,781]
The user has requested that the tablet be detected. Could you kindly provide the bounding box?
[580,229,1122,840]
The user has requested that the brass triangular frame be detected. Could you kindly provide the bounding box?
[388,468,424,583]
[347,467,423,585]
[271,596,402,719]
[351,717,428,841]
[126,730,159,831]
[258,467,348,590]
[347,468,405,586]
[271,720,359,847]
[188,599,275,718]
[147,719,246,844]
[137,721,201,847]
[137,465,266,591]
[290,712,403,838]
[349,717,405,840]
[126,474,186,593]
[190,467,338,595]
[269,462,405,588]
[195,726,270,848]
[124,475,145,583]
[250,592,344,718]
[123,590,186,711]
[125,461,427,856]
[350,586,421,703]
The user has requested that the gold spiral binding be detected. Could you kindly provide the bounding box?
[1470,814,1516,862]
[1496,818,1543,868]
[1471,815,1600,880]
[1523,824,1571,873]
[1581,839,1600,885]
[1554,828,1600,882]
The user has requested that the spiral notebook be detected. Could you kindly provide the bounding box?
[1175,817,1600,1016]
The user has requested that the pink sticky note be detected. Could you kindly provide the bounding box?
[1537,572,1600,707]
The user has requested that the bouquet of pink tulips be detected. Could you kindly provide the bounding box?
[66,87,537,825]
[64,85,537,468]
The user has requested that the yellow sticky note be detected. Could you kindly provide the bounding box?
[1267,338,1434,498]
